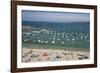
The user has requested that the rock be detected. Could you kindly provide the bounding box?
[78,57,83,60]
[22,53,28,58]
[77,53,89,59]
[22,54,26,58]
[56,55,62,59]
[63,52,67,55]
[47,57,50,60]
[28,50,33,54]
[77,53,84,56]
[30,54,39,58]
[37,58,42,61]
[83,56,88,59]
[25,58,31,62]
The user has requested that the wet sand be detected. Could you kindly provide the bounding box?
[22,48,90,63]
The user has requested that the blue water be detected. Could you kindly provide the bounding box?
[22,21,90,49]
[22,21,90,33]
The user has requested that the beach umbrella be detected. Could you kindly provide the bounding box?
[51,41,55,44]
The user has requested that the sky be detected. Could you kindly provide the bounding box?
[22,10,90,22]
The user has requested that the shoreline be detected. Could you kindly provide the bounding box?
[22,47,89,52]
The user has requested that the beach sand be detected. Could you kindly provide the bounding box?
[22,48,90,63]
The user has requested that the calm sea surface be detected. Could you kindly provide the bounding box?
[22,21,90,51]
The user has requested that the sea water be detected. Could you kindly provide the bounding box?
[22,21,90,51]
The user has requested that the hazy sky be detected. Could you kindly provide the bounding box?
[22,10,90,22]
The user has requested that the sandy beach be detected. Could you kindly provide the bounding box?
[22,48,90,63]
